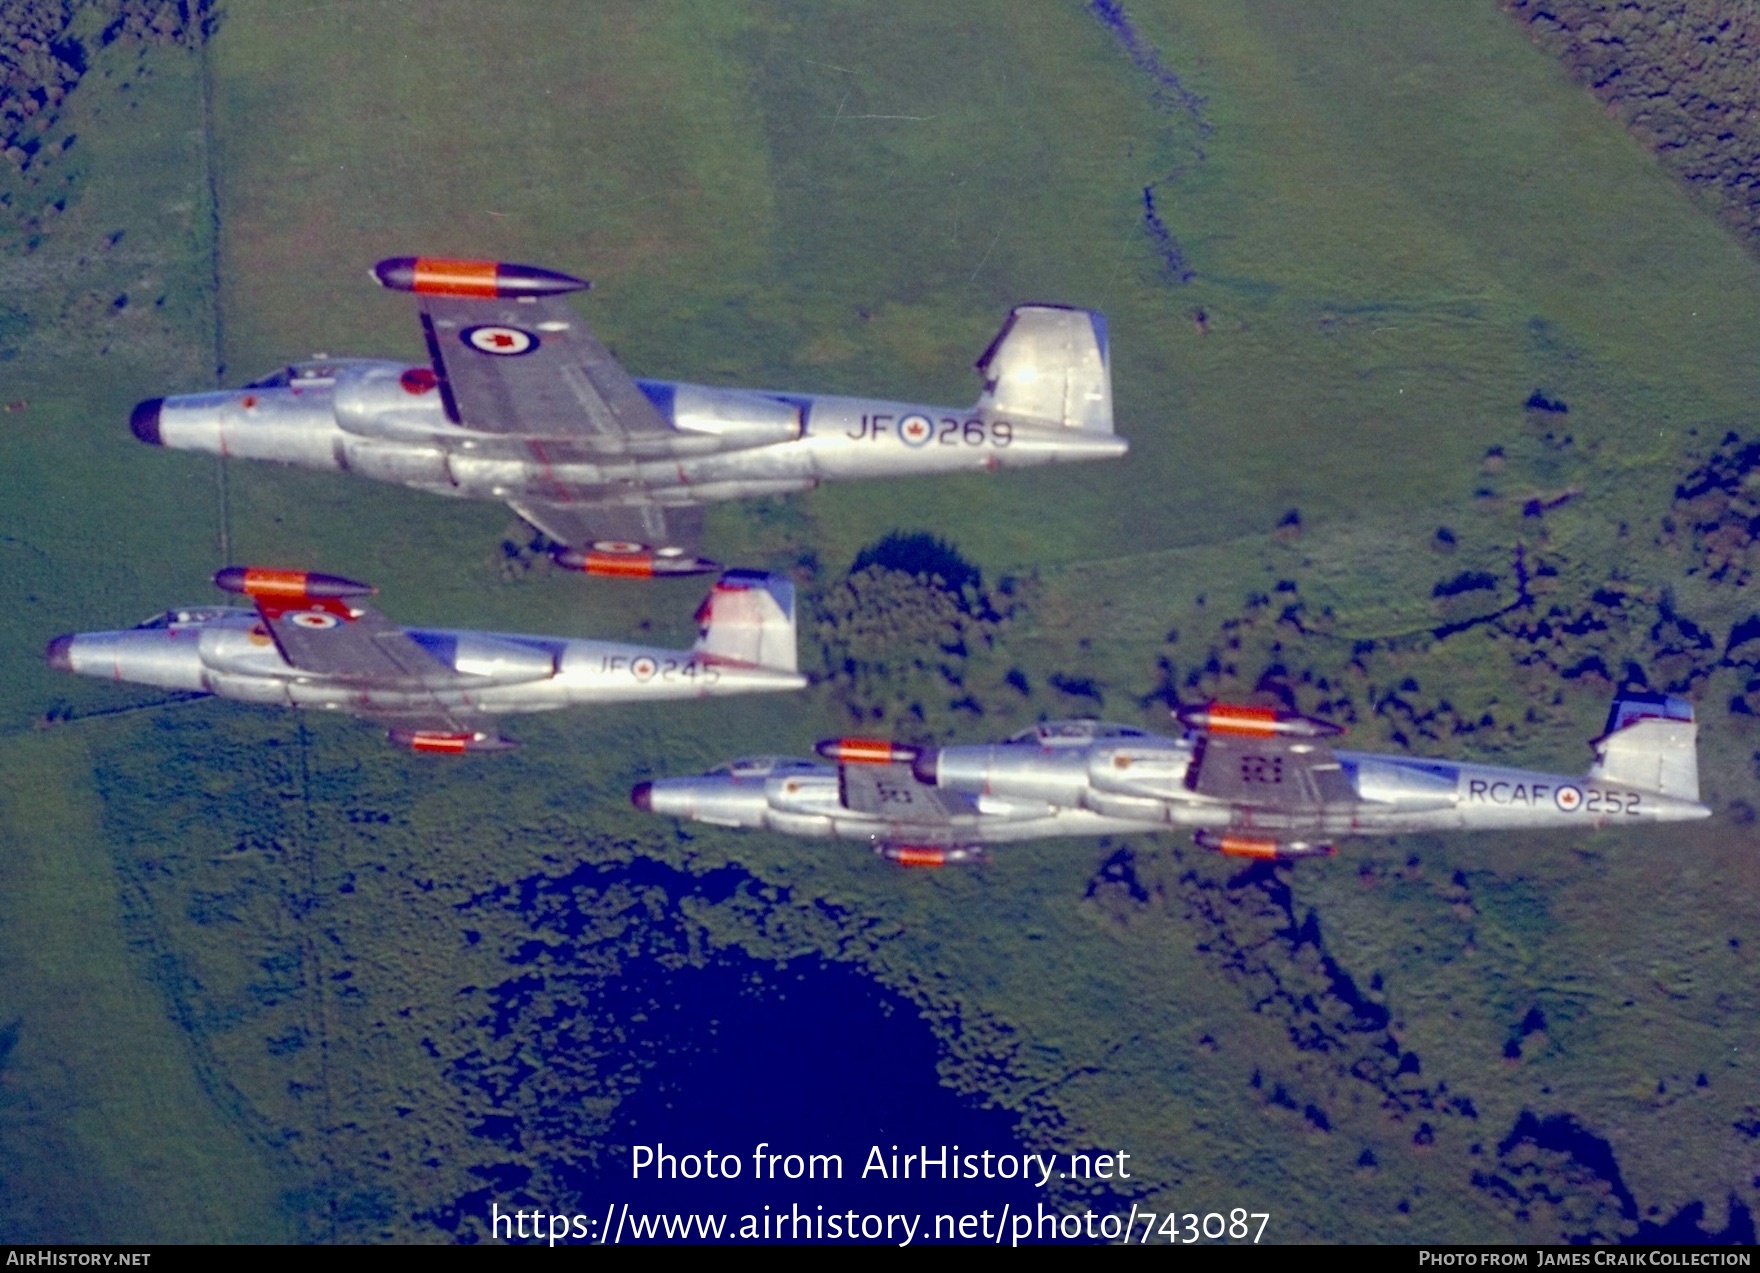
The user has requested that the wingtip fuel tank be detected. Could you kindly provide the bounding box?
[1176,701,1344,738]
[554,547,721,579]
[212,566,376,600]
[371,257,590,298]
[1193,830,1337,860]
[875,844,987,868]
[815,737,923,765]
[386,728,520,754]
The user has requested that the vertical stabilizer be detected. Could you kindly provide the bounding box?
[692,570,798,672]
[974,305,1113,432]
[1587,693,1699,801]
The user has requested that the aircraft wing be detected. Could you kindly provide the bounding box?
[839,760,975,824]
[214,567,463,686]
[1186,733,1355,809]
[374,258,674,449]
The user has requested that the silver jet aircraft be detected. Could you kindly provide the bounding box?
[130,258,1126,577]
[46,566,804,752]
[631,697,1710,865]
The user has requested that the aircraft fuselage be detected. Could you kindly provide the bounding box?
[636,714,1710,865]
[140,360,1126,512]
[49,606,804,718]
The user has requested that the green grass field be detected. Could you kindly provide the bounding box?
[3,0,1759,1242]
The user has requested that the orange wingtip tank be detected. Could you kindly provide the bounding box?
[816,738,922,765]
[213,567,375,600]
[1194,830,1336,860]
[875,844,986,868]
[554,548,720,578]
[1177,702,1343,738]
[388,730,519,754]
[372,257,589,299]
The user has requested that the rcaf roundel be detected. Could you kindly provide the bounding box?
[631,656,658,681]
[290,610,340,630]
[461,325,539,357]
[898,414,933,447]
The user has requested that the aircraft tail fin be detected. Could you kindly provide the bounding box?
[974,305,1113,432]
[1587,693,1700,801]
[692,570,798,673]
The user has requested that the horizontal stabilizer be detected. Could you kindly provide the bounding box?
[974,305,1112,432]
[1588,693,1699,801]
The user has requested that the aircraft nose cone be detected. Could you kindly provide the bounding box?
[44,634,74,672]
[630,781,653,812]
[130,398,163,445]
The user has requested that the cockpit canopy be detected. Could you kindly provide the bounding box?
[134,606,249,629]
[707,756,822,779]
[243,357,404,390]
[1006,720,1153,747]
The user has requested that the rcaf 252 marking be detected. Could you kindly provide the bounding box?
[1467,778,1639,815]
[844,414,1014,446]
[597,654,722,684]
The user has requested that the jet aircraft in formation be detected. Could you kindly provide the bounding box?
[128,257,1126,577]
[46,566,803,752]
[61,251,1719,858]
[631,697,1710,865]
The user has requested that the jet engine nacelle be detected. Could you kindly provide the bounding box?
[765,772,841,815]
[198,623,294,678]
[406,631,557,685]
[1086,741,1192,798]
[671,384,802,450]
[1345,756,1458,811]
[331,362,456,443]
[928,743,1092,805]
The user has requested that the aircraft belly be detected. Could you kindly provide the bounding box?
[970,808,1169,844]
[664,443,815,488]
[765,810,837,838]
[337,438,454,489]
[205,672,295,706]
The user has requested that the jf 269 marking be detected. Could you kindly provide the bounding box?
[130,258,1127,578]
